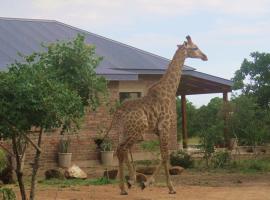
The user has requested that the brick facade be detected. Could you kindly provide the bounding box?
[3,75,179,174]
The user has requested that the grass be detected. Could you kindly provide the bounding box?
[190,158,270,174]
[229,158,270,173]
[38,177,117,188]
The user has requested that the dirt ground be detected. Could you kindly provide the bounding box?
[17,172,270,200]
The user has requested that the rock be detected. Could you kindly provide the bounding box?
[136,166,156,175]
[136,173,147,183]
[45,169,65,180]
[65,165,87,179]
[103,169,118,179]
[169,166,184,175]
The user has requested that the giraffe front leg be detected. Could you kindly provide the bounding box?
[116,146,128,195]
[159,125,176,194]
[140,161,162,190]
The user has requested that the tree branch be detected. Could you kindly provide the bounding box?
[0,115,42,153]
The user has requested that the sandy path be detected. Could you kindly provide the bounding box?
[24,184,270,200]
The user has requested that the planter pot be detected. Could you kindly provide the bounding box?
[101,151,114,166]
[58,152,72,168]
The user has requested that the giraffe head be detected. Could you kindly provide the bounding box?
[178,35,208,61]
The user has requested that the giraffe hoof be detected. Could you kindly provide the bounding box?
[169,190,176,194]
[126,180,132,189]
[120,191,128,195]
[140,181,146,190]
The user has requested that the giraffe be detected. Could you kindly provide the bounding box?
[109,36,207,195]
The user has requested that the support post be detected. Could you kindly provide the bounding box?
[181,94,188,149]
[223,92,229,148]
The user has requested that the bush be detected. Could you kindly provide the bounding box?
[100,138,113,151]
[211,151,231,168]
[0,187,16,200]
[170,150,194,168]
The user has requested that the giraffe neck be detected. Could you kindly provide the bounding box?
[159,47,186,97]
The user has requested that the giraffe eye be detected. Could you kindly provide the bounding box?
[190,47,198,51]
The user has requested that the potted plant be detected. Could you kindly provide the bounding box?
[58,137,72,168]
[100,138,114,166]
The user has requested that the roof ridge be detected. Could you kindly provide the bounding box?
[55,21,175,62]
[0,16,57,23]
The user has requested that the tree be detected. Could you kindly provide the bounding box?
[0,65,83,200]
[194,98,225,146]
[233,52,270,109]
[228,95,270,146]
[41,34,107,109]
[0,35,107,200]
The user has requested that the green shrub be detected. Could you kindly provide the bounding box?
[0,149,7,173]
[0,187,16,200]
[170,150,194,168]
[211,151,231,168]
[100,138,113,151]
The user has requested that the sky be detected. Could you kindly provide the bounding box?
[1,0,270,107]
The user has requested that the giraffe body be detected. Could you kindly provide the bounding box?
[111,36,208,195]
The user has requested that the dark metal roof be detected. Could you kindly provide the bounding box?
[0,17,233,88]
[0,17,194,73]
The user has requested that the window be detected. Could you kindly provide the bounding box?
[119,92,142,103]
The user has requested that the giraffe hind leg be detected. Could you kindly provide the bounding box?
[116,145,128,195]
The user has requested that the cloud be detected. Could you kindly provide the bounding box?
[33,0,270,17]
[31,0,270,28]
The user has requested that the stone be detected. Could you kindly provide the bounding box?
[136,166,156,175]
[45,169,65,180]
[103,169,118,179]
[64,165,87,179]
[169,166,184,175]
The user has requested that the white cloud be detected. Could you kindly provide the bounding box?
[33,0,270,16]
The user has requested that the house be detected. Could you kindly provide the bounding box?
[0,17,232,171]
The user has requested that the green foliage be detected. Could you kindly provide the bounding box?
[58,138,71,153]
[170,150,194,168]
[233,52,270,108]
[199,128,222,167]
[100,138,113,151]
[0,149,7,173]
[39,177,114,187]
[228,95,270,145]
[211,151,231,168]
[41,34,108,109]
[0,64,84,138]
[0,187,16,200]
[140,140,159,152]
[140,140,160,160]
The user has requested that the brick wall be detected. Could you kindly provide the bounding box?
[3,76,179,174]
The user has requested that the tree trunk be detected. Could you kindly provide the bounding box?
[11,135,27,200]
[30,129,43,200]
